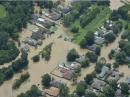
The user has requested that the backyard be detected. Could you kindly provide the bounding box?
[0,5,6,18]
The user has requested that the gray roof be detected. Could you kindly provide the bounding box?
[99,66,109,78]
[21,45,29,53]
[25,37,37,46]
[111,70,120,81]
[75,55,86,63]
[50,80,63,88]
[91,79,106,91]
[115,89,126,97]
[31,28,46,40]
[50,13,61,21]
[94,36,105,45]
[126,76,130,84]
[86,44,98,51]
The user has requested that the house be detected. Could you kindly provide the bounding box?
[91,79,106,91]
[75,55,86,63]
[62,6,71,14]
[111,70,120,81]
[104,20,115,30]
[69,62,81,70]
[44,87,59,97]
[94,36,105,45]
[99,66,109,78]
[50,13,61,21]
[21,44,29,53]
[37,18,55,28]
[59,63,70,70]
[62,69,74,80]
[115,89,126,97]
[50,80,63,88]
[25,37,37,46]
[86,44,98,51]
[126,76,130,84]
[31,27,46,40]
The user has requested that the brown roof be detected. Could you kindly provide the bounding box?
[44,87,59,97]
[62,70,74,80]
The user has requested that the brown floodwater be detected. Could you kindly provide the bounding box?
[119,65,130,82]
[0,24,88,97]
[100,31,123,63]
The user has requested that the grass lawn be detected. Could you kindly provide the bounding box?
[72,7,112,44]
[0,5,6,18]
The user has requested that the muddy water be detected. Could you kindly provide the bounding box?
[119,65,130,82]
[0,24,88,97]
[100,31,123,63]
[110,0,130,10]
[69,63,95,93]
[110,0,124,10]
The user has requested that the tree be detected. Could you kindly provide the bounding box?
[105,33,116,44]
[115,51,128,64]
[67,49,79,62]
[17,85,42,97]
[76,82,87,96]
[108,79,117,91]
[98,93,106,97]
[59,84,69,97]
[0,32,9,48]
[41,74,51,87]
[95,46,101,56]
[110,10,119,21]
[4,67,13,80]
[85,32,94,46]
[32,55,40,62]
[81,59,90,68]
[95,62,103,74]
[70,26,79,33]
[12,53,28,72]
[86,52,98,63]
[85,91,97,97]
[80,32,94,48]
[118,5,128,19]
[120,82,129,94]
[103,85,115,97]
[84,74,93,84]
